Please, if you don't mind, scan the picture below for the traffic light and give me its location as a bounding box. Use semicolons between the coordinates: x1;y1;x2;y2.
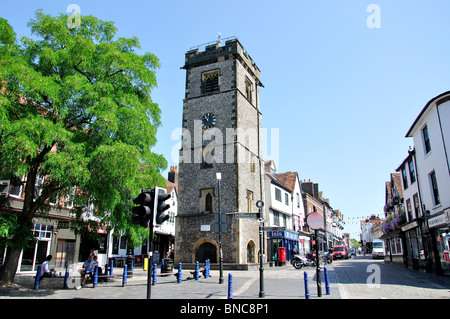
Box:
131;189;154;228
153;187;171;226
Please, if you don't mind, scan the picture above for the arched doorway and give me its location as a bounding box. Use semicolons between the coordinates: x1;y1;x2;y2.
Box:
247;240;256;263
197;242;217;263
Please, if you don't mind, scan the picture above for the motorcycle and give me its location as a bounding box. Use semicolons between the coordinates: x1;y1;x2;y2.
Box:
323;251;333;264
292;252;325;269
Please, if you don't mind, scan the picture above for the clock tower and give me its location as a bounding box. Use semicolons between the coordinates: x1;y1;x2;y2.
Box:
175;38;265;266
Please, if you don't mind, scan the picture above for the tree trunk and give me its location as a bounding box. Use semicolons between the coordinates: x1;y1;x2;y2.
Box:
0;249;21;286
0;170;38;286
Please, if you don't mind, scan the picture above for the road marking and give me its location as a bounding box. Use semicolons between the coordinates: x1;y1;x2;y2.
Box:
233;277;258;296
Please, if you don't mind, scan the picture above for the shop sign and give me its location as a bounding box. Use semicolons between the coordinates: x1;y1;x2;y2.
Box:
428;210;450;228
401;221;419;232
268;230;299;240
57;221;70;229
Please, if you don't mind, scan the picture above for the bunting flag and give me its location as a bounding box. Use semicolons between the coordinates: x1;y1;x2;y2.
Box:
341;214;384;225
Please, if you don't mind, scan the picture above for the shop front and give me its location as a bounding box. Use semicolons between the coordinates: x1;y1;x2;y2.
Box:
267;230;299;263
428;208;450;276
401;221;428;270
12;217;79;273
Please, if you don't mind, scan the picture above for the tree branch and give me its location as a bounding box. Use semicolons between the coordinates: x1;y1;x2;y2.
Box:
73;59;93;84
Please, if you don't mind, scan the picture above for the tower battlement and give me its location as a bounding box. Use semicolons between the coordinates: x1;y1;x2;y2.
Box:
183;38;261;82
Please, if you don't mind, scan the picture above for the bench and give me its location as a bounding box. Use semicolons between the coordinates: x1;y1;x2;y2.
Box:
157;273;172;277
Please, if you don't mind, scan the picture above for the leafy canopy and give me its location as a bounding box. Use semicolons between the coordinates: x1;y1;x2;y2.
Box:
0;10;167;247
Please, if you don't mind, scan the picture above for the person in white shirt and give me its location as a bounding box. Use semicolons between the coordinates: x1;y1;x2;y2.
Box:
40;255;55;280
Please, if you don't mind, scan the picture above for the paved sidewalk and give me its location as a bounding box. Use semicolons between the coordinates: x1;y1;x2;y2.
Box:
0;264;340;299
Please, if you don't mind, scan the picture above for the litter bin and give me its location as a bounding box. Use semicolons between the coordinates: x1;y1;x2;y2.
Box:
278;247;286;266
126;255;134;276
162;258;173;273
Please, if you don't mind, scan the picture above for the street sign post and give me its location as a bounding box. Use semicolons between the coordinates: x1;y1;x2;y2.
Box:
255;200;265;298
235;212;260;219
306;212;323;298
261;226;286;231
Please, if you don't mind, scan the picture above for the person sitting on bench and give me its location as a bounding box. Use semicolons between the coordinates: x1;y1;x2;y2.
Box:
79;254;96;286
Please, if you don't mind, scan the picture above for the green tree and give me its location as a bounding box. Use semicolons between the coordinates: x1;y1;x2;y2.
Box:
0;10;166;285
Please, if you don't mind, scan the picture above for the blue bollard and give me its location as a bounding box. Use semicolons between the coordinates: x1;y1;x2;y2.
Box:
161;258;165;272
93;266;98;288
195;261;199;280
324;267;331;295
205;259;210;278
304;271;310;299
63;265;69;289
34;266;41;290
177;263;182;283
152;263;157;285
228;273;233;299
122;264;127;287
110;259;114;276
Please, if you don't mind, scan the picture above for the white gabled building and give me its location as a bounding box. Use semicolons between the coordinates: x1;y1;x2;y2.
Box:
405;91;450;275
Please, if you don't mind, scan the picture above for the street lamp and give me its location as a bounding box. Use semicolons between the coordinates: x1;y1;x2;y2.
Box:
216;172;224;284
256;200;265;298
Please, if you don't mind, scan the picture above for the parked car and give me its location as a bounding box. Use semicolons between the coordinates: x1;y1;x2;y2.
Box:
372;239;385;259
332;245;349;260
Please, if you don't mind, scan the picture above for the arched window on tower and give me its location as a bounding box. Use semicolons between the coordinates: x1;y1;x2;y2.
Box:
205;193;213;212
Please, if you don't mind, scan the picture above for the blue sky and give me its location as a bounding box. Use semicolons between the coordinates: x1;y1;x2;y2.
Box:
2;1;450;238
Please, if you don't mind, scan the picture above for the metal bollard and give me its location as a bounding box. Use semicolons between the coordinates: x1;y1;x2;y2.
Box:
34;266;41;290
195;261;199;280
304;271;310;299
93;266;98;288
152;263;157;285
205;259;210;278
324;267;331;295
104;264;109;283
64;265;69;289
122;264;127;287
228;273;233;299
177;262;182;283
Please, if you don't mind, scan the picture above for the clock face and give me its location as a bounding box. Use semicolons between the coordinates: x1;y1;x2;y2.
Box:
202;112;217;129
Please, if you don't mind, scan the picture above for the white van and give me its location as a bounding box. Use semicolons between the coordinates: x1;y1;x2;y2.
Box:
372;239;385;259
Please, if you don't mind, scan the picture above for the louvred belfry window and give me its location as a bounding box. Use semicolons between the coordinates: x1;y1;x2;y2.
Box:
202;70;219;93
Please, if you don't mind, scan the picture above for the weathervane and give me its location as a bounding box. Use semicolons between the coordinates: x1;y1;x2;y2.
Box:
217;32;222;46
